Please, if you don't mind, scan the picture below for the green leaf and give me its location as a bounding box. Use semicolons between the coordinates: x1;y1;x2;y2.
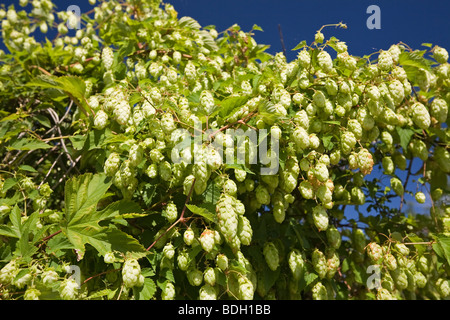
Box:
8;138;51;151
61;173;147;259
435;234;450;266
133;278;156;300
178;16;201;30
0;225;18;238
64;173;112;225
292;40;307;51
2;178;18;193
186;204;216;223
395;127;414;151
252;24;263;32
27;75;88;116
18;165;38;173
218;95;250;119
69;135;87;150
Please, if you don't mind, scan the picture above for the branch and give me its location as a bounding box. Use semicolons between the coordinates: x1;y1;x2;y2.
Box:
146;178;196;251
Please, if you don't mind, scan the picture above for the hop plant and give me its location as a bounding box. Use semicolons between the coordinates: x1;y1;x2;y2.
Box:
341;131;356;154
216;254;229;271
312;248;327;279
263;242;279;271
122;258;144;288
411;102;431;129
162;282;176;300
24;288;41;300
163;201;178;223
433;46;449;64
326;226;341;249
430;98;448;123
415;192;426;204
288;249;305;280
59;278;79;300
102;47;114;70
312;205;329;231
93;110;108;130
238;276;254;300
199;284;217;300
187;268;203;286
390;177;404;196
317;50;333;73
378;50;394;71
311;281;328;300
199;229;216;253
367;242;383;263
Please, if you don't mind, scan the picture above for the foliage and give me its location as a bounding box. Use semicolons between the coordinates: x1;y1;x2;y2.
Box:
0;0;449;300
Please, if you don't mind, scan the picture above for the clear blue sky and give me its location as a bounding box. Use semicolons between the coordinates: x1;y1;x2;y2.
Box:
2;0;444;218
2;0;450;60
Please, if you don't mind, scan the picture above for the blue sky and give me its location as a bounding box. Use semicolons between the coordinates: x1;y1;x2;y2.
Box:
2;0;450;60
2;0;445;218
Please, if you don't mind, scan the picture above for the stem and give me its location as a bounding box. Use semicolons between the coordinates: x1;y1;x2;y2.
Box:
399;158;413;212
146;179;196;251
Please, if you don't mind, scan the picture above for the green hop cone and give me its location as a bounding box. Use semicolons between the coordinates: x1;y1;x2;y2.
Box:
24;288;41;300
263;242;279;271
187;268;203;286
394;243;410;256
377;288;395;300
312;205;329;231
163;201;178;223
288;249;305;280
326;226;341;249
390;177;404;196
199;284;217;300
436;278;450;298
237;216;253;246
59;278;79;300
382;156;395;175
299;180;314;199
391;268;408;290
411;102;431;129
238;276;254;300
434;146;450;173
203;267;216;286
122;258;144;288
199;229;216;253
326;248;340;279
162;282;176;300
216;254;229;271
311;281;328;300
353;228;366;253
367;242;383;264
415;192;426;204
433;46;449;64
312;248;327;279
430;98;448;123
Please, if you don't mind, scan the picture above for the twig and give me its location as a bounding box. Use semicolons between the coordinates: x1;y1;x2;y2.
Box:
146;179;196;251
399;158;413;212
278;24;286;56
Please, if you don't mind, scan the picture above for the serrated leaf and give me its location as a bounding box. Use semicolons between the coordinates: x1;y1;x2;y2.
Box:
8;138;51;151
186;204;216;223
218;95;250;119
61;173;147;259
27;75;88;116
292;40;307;51
133;278;156;300
178;16;201;30
2;178;18;193
435;234;450;266
395;127;414;151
